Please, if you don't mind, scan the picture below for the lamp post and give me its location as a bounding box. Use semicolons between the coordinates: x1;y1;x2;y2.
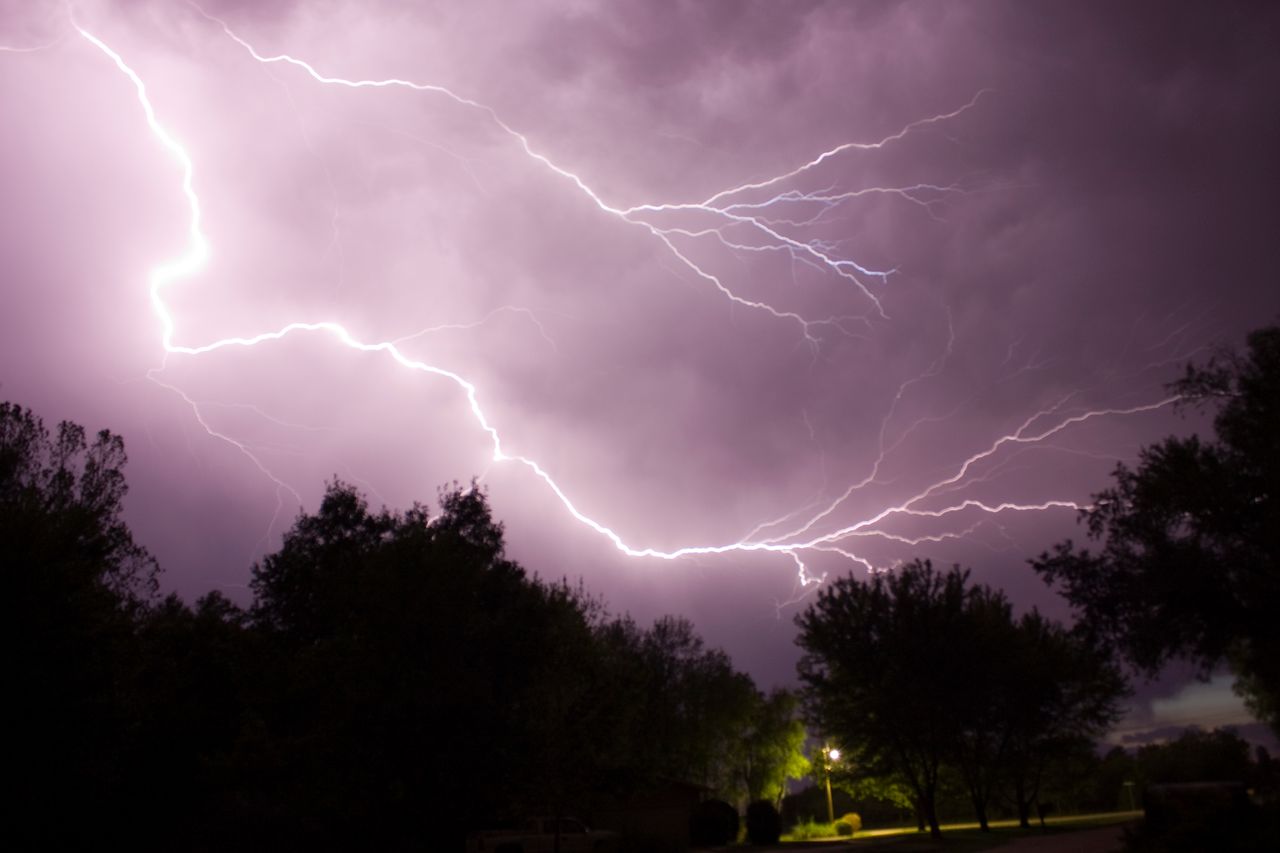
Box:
823;746;841;823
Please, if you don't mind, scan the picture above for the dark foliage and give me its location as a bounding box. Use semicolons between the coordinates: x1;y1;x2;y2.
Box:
243;479;574;846
1123;796;1280;853
745;799;781;845
2;402;159;847
1137;728;1253;786
1033;325;1280;732
689;799;739;847
998;612;1127;827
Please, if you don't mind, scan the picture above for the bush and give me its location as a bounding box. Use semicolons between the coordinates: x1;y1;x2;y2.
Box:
746;800;782;846
690;799;739;847
837;812;862;834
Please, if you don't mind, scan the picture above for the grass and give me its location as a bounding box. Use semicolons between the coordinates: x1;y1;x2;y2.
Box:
779;810;1141;850
784;819;842;841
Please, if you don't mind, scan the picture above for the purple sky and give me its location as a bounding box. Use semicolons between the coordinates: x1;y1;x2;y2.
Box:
4;0;1279;746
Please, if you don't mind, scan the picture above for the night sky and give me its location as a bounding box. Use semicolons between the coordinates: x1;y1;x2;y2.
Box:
4;0;1279;746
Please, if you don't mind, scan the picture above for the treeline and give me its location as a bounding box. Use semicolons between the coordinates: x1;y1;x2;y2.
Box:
2;401;806;850
784;727;1278;830
1100;728;1278;806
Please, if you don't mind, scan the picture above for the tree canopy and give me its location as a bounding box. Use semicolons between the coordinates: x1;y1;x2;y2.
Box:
1;399;157;604
1033;324;1280;731
734;688;811;807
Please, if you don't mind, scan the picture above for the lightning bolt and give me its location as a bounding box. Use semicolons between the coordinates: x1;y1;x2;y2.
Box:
59;7;1182;599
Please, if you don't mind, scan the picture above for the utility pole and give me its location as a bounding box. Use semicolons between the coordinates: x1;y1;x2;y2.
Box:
823;745;841;823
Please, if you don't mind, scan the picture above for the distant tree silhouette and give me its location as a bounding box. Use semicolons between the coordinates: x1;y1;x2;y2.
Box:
1034;324;1280;734
1136;727;1253;787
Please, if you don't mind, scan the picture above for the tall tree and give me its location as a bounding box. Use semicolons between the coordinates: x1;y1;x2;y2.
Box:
2;401;159;846
1033;325;1280;732
999;612;1126;827
634;614;758;794
246;479;594;846
946;585;1022;831
795;560;979;837
735;688;811;807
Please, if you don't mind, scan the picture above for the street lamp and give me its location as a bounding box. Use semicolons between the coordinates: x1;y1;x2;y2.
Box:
823;746;841;823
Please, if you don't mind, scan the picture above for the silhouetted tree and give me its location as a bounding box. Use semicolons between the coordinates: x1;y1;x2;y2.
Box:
946;584;1023;831
1034;325;1280;733
999;612;1126;827
591;613;760;797
246;479;596;846
2;401;159;846
1136;727;1254;786
796;560;978;837
1089;746;1141;812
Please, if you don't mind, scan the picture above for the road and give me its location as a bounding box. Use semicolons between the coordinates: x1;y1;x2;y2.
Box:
998;824;1126;853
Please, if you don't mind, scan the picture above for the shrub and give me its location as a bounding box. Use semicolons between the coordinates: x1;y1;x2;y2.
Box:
746;800;782;845
690;799;739;847
837;812;862;834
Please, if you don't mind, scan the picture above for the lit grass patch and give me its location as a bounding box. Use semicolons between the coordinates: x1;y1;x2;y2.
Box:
783;819;839;841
